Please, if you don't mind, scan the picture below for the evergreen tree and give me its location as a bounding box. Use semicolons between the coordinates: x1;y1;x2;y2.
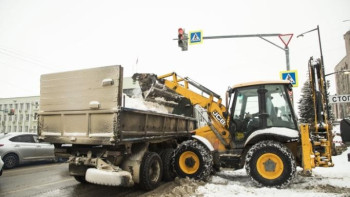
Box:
298;80;314;124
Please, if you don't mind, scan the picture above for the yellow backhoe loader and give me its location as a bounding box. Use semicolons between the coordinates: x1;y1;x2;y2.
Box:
133;56;334;188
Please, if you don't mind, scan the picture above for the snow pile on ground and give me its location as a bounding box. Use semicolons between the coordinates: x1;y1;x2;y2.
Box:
196;147;350;197
143;177;205;197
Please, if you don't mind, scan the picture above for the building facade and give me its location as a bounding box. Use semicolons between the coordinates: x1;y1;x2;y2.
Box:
0;96;39;133
333;31;350;119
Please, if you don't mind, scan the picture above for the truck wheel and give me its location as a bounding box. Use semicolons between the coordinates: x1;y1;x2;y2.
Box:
245;140;296;188
174;140;213;181
3;153;19;169
160;149;176;181
74;175;88;183
139;152;163;190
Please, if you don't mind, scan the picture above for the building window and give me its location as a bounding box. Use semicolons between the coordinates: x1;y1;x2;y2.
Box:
26;103;30;110
25;126;28;132
14;126;17;132
15;103;18;109
20;103;23;110
20;114;23;121
0;104;2;110
19;126;22;132
26;114;29;121
4;115;7;121
9;115;12;121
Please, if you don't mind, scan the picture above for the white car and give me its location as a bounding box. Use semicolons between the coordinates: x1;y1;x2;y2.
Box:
0;156;4;176
0;133;56;169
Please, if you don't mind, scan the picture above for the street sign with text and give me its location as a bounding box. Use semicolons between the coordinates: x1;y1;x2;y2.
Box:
329;94;350;103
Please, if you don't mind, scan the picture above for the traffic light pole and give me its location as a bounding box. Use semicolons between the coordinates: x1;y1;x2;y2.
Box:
202;33;290;71
175;33;291;71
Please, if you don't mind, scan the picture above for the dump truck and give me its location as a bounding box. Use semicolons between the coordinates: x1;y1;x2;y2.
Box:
38;65;197;190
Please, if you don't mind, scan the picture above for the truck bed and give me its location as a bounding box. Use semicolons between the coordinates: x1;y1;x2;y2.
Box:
38;65;196;146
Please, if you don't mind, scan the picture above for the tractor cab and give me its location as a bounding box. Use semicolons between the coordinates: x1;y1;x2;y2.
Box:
227;81;299;148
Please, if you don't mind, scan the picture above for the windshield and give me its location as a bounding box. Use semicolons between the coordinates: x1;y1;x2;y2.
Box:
265;85;296;129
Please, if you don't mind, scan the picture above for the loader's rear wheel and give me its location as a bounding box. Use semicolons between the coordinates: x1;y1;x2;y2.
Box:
139;152;163;191
174;140;213;181
245;140;296;188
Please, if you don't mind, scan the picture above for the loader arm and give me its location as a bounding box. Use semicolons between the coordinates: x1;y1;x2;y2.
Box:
300;57;334;174
158;72;232;150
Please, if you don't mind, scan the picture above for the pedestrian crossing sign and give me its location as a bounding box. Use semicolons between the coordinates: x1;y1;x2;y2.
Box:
189;30;203;45
280;70;298;87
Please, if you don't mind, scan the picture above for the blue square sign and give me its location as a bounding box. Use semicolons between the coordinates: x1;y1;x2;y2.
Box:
189;31;203;45
280;70;298;87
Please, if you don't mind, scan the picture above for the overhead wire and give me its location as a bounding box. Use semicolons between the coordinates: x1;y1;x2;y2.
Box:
0;45;58;71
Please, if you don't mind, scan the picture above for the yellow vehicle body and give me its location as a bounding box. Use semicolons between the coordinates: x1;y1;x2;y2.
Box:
157;57;334;184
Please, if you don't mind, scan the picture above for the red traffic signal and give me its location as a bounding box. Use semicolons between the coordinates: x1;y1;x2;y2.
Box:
178;28;188;51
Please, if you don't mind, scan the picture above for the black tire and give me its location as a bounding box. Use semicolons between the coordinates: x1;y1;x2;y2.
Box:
245;140;296;188
173;140;213;181
160;148;176;181
332;143;338;156
3;153;19;169
74;175;88;183
139;152;163;191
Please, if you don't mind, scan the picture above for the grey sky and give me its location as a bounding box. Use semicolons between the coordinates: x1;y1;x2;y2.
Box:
0;0;349;106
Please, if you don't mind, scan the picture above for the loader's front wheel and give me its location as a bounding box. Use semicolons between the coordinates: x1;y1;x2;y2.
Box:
245;140;296;188
174;140;213;181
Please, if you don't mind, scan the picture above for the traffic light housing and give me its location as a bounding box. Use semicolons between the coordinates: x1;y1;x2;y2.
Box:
178;28;188;51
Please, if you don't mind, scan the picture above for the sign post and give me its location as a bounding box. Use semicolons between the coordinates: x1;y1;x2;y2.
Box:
278;34;293;71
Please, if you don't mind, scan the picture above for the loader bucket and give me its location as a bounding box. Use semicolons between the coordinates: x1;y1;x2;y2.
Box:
132;73;193;116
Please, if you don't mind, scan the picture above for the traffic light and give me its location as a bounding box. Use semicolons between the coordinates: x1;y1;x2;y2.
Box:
178;28;188;51
8;109;15;115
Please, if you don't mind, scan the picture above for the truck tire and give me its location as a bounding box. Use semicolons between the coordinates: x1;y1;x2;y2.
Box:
74;175;88;184
139;152;163;190
160;148;176;181
3;153;19;169
245;140;296;188
173;140;213;181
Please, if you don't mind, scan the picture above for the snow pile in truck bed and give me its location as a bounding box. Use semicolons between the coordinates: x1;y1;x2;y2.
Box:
123;94;169;114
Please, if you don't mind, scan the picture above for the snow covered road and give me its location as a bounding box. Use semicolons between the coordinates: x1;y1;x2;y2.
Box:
197;147;350;197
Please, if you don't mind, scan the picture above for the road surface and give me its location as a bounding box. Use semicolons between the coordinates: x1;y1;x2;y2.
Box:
0;162;146;197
